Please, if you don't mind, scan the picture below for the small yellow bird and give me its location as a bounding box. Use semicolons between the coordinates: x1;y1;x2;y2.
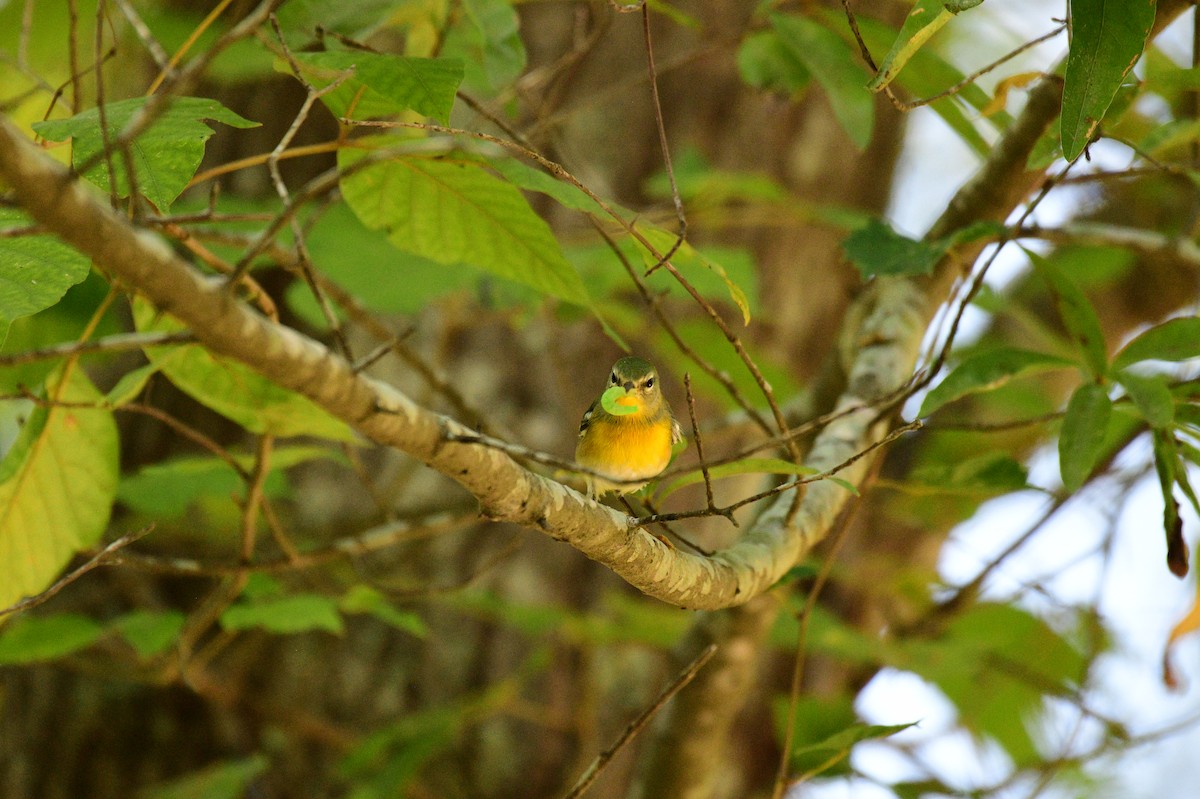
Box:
576;356;683;498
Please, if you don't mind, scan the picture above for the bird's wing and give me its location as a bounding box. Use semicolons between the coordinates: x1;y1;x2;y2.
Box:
579;399;600;437
670;416;683;445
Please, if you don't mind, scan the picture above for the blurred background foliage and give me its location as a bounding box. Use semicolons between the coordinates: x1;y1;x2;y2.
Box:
2;1;1200;797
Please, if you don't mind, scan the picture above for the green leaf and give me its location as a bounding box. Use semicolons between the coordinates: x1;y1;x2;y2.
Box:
105;361;160;406
340;147;591;307
291;202;475;321
1060;0;1155;160
635;224;753;323
1026;249;1108;378
838;10;998;155
221;593;345;635
1152;430;1190;578
865;0;955;92
907;451;1030;495
118;446;333;519
33;97;259;211
1117;370;1174;428
112;609;187;658
0;613;104;664
920;348;1075;416
737;30;811;94
1059;383;1113;491
788;721;917;767
139;755;269;799
340;585;428;637
770;13;874;150
843;218;944;278
132;300;358;441
0;369;118;609
0;211;92;328
772;695;912;778
1113;317;1200;369
273;0;403;42
900;603;1085;764
486;157;607;215
440;0;526;96
289;52;463;123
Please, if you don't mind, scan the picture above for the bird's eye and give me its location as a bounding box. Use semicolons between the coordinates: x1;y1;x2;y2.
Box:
610;372;619;385
644;377;655;389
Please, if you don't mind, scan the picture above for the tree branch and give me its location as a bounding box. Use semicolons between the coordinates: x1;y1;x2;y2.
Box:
0;114;923;610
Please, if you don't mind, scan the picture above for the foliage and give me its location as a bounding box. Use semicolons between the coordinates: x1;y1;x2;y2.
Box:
1;1;1198;798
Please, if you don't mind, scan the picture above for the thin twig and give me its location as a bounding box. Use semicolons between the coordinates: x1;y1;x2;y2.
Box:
562;643;718;799
262;13;355;360
683;374;716;512
636;420;920;526
773;454;883;797
0;330;192;366
639;2;686;275
113;512;475;576
0;526;156;618
591;219;774;436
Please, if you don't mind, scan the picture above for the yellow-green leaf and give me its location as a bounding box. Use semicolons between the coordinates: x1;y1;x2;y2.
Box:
0;368;118;609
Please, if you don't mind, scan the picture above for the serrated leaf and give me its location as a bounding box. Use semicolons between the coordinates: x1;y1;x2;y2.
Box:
0;613;105;664
1059;382;1112;491
844;218;945;278
112;609;186;658
920;348;1075;416
1061;0;1155;160
1113;317;1200;369
340;148;590;307
139;755;269;799
770;13;874;150
340;585;428;637
656;458;818;501
33;97;258;211
865;0;955;92
132;300;358;442
289;51;463;123
0;212;92;327
0;369;118;609
220;593;344;635
1117;370;1174;428
1026;249;1108;378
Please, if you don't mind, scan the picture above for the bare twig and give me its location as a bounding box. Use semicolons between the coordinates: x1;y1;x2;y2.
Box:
683;374;716;513
0;526;156;618
0;330;192;366
638;2;686;275
562;643;718;799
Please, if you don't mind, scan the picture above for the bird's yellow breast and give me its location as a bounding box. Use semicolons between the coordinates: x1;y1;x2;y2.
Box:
576;414;674;481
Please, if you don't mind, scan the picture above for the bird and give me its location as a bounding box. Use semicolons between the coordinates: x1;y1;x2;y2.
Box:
575;356;683;498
